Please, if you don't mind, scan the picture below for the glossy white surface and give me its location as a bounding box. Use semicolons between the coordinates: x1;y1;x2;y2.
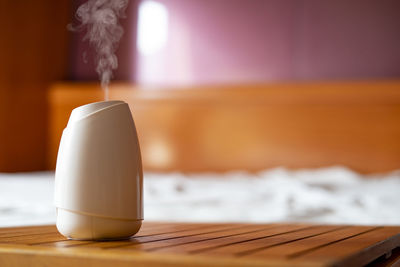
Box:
54;101;143;239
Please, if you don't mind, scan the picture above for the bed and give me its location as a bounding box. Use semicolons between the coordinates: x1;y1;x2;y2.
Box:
1;167;400;228
1;80;400;227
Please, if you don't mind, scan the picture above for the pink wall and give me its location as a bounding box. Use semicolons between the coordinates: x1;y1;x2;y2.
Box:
294;1;400;80
70;0;400;85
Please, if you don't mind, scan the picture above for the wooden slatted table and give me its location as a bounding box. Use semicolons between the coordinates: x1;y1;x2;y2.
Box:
0;222;399;266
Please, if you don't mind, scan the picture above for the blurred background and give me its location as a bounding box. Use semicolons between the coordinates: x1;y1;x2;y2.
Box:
0;0;400;226
1;0;400;172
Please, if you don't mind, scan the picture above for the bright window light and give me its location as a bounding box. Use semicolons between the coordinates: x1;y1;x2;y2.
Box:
137;1;169;55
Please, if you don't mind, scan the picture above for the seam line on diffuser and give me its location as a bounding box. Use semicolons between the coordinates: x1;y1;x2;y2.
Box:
56;207;143;221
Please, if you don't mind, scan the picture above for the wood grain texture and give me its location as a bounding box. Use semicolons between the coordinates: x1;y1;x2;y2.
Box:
0;223;399;267
48;80;400;173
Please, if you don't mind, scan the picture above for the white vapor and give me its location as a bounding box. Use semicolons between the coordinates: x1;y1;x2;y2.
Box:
69;0;129;100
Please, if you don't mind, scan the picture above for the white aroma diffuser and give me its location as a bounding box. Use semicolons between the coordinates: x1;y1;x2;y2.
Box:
54;100;143;240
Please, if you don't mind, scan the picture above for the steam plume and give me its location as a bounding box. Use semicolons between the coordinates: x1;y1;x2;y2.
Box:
69;0;129;100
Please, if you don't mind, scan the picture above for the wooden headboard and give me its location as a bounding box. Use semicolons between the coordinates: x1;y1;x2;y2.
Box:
48;80;400;173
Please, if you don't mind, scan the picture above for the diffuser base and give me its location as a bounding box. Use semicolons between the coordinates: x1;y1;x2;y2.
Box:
56;208;142;240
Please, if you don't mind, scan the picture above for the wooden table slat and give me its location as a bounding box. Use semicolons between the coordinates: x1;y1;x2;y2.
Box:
69;224;248;249
153;224;311;254
294;226;400;267
119;224;281;251
0;222;398;267
250;225;375;259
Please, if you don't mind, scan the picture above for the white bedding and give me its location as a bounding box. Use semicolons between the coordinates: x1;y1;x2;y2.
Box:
0;167;399;227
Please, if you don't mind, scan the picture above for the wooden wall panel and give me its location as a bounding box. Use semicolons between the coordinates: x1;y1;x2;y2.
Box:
0;1;71;171
48;80;400;174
